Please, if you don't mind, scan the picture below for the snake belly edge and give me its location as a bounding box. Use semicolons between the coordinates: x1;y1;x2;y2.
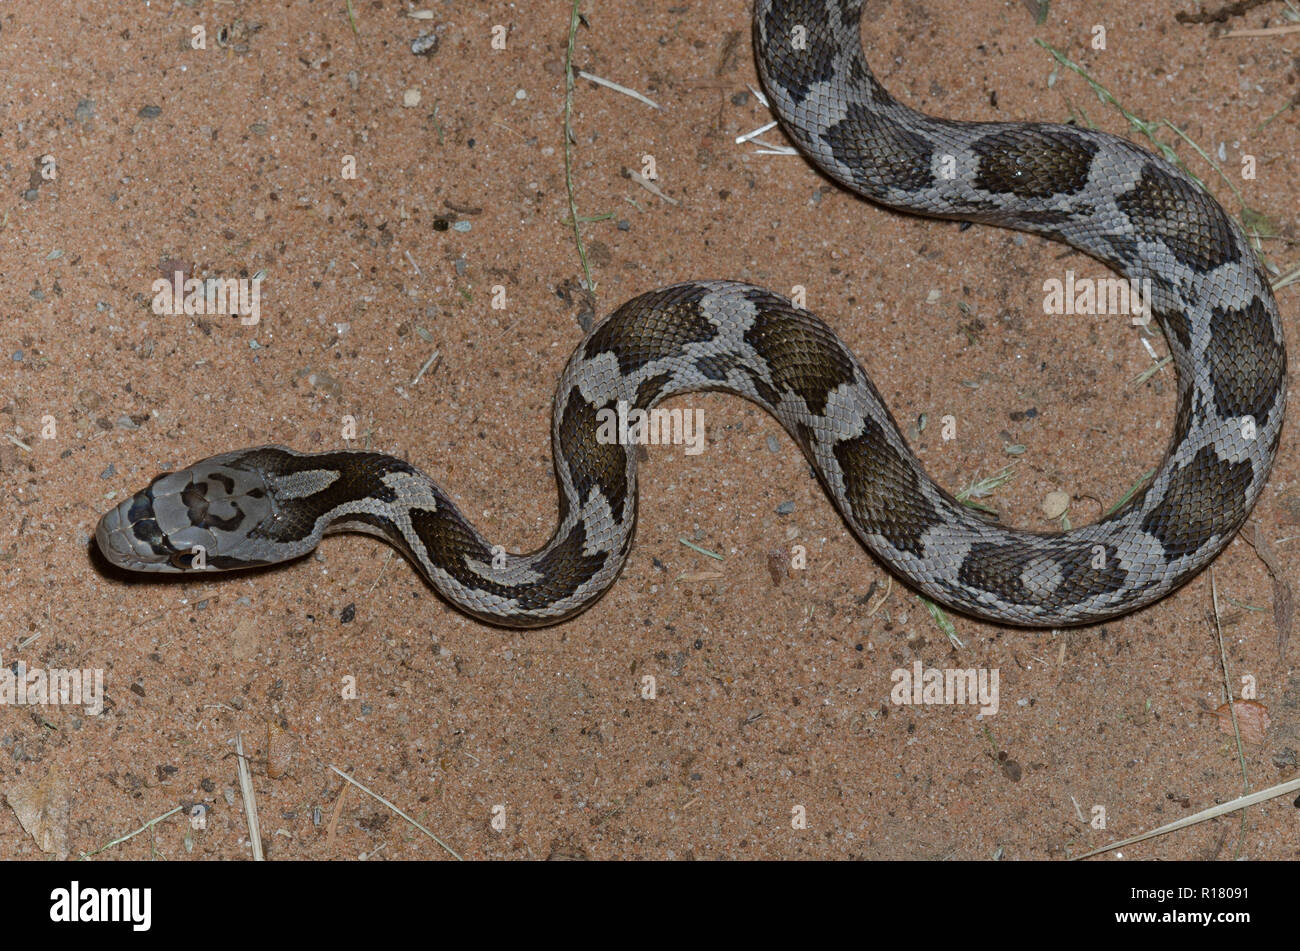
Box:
95;0;1286;628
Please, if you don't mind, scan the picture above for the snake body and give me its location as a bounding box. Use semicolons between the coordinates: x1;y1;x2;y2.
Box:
96;0;1286;627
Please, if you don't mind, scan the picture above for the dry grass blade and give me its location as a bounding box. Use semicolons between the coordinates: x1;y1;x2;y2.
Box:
920;595;965;649
1072;776;1300;859
1244;525;1294;656
1103;469;1155;517
678;537;723;560
563;0;596;289
329;765;463;860
955;463;1017;515
1273;261;1300;290
78;806;184;860
576;69;660;109
235;732;264;861
628;169;681;205
1221;24;1300;37
1210;569;1253;858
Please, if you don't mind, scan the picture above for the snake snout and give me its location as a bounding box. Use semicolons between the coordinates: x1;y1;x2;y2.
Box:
96;459;279;572
95;481;193;571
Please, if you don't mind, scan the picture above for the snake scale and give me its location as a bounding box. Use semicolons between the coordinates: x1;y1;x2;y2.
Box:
97;0;1286;628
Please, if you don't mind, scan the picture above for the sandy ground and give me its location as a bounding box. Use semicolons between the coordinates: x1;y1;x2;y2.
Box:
1;0;1298;860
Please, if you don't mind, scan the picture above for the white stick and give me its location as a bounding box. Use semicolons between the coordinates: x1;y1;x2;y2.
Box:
735;120;779;145
576;70;660;109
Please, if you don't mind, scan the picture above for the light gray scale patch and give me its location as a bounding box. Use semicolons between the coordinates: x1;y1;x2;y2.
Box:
271;468;341;501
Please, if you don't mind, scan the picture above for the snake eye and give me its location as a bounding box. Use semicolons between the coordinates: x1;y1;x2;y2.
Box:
169;550;194;570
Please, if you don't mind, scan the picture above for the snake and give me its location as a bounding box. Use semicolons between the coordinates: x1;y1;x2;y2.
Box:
96;0;1286;628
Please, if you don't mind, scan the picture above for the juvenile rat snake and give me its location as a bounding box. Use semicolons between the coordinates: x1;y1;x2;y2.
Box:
97;0;1286;627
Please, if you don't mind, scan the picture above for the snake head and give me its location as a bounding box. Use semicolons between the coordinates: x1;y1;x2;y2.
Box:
95;451;280;572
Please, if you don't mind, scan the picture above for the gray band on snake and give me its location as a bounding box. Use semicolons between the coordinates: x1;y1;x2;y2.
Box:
96;0;1286;628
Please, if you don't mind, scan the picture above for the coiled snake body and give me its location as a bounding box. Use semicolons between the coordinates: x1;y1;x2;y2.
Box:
97;0;1286;627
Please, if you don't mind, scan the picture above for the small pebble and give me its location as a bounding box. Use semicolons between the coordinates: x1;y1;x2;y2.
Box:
11;351;22;362
1042;490;1070;519
403;88;422;107
776;500;795;515
411;33;439;56
766;435;780;454
451;220;472;232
